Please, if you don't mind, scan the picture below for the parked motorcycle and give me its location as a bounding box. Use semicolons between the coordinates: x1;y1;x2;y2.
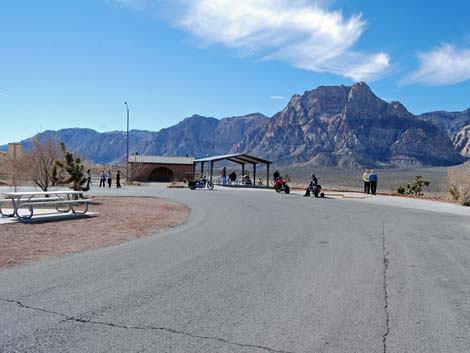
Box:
188;176;214;190
274;177;290;194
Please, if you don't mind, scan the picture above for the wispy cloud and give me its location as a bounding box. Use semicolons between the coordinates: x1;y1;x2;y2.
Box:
403;44;470;85
270;95;285;100
116;0;391;82
174;0;391;82
0;92;8;97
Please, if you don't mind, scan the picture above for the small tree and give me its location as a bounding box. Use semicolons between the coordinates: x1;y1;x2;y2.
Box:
27;137;60;192
55;142;88;191
397;176;430;195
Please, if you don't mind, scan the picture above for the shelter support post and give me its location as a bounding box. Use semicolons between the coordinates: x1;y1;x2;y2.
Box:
192;163;196;181
253;164;256;187
242;164;245;177
200;162;204;177
266;163;270;188
210;161;214;183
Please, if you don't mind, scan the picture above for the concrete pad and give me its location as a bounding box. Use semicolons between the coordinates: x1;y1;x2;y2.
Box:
0;209;99;225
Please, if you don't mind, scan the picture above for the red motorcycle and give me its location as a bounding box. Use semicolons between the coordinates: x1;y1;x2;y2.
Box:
274;177;290;194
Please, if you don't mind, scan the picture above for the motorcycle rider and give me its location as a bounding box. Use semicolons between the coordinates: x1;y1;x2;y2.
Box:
303;173;318;197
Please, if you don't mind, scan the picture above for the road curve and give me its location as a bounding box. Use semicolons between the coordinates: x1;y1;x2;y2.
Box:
1;185;470;353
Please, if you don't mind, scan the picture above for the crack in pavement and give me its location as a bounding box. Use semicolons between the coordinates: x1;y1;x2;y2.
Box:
382;222;390;353
0;297;295;353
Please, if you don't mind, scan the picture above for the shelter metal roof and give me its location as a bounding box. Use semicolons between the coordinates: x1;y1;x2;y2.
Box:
128;155;194;165
193;153;272;165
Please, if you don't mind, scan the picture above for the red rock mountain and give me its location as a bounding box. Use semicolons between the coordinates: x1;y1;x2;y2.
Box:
8;83;466;168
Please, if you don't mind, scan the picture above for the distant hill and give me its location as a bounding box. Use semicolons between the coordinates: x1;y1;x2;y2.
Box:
3;83;467;168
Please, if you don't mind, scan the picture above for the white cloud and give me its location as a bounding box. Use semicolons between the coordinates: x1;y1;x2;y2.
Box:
156;0;391;81
270;95;285;100
403;44;470;85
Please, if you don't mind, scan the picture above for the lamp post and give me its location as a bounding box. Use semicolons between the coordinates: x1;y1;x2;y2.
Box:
124;101;129;184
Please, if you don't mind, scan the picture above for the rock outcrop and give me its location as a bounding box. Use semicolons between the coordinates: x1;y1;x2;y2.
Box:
4;83;466;168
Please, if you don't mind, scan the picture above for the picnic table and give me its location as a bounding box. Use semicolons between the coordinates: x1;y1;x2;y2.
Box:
0;190;91;220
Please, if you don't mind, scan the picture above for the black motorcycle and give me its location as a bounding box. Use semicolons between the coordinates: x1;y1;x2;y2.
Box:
307;182;325;198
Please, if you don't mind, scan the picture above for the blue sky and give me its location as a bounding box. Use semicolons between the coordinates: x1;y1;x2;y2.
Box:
1;0;470;145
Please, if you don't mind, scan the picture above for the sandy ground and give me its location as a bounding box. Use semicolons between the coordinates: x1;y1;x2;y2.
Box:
0;197;189;267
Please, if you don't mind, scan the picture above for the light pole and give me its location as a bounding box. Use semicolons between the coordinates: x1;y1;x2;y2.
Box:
124;101;129;184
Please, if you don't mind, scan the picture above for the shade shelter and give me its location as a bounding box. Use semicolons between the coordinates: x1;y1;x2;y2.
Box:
193;153;272;188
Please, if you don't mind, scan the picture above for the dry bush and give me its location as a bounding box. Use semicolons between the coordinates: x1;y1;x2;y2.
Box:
0;154;30;189
27;137;61;191
447;166;470;206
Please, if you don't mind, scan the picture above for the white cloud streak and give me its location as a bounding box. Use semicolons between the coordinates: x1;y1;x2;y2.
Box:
270;95;285;100
403;44;470;85
172;0;391;81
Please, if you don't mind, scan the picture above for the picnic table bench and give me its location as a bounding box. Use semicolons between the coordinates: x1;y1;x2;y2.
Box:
0;190;91;220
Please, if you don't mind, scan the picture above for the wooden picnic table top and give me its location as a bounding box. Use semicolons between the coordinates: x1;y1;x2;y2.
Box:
3;190;85;197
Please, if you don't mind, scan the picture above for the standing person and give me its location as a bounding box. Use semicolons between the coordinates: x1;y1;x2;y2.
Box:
99;170;106;188
86;169;92;189
221;167;227;186
107;170;112;188
369;170;378;195
273;170;280;180
362;169;370;194
116;171;121;188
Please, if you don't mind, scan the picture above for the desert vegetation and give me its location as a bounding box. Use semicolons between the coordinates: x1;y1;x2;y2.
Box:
448;165;470;206
397;176;431;195
0;140;122;191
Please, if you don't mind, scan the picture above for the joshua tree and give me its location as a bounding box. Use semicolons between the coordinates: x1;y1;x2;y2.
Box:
397;176;430;195
55;142;88;191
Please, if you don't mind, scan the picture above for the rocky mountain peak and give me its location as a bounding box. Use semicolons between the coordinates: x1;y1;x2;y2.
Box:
347;81;379;102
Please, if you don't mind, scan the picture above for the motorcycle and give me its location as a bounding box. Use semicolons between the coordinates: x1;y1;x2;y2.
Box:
274;177;290;194
188;176;214;190
307;180;325;198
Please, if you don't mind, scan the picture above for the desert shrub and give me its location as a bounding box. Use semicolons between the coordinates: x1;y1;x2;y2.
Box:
397;186;406;194
448;167;470;206
396;176;430;195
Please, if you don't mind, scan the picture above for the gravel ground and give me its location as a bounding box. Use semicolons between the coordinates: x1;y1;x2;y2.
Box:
0;196;189;267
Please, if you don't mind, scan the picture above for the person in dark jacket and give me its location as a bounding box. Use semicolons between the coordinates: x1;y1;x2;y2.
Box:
369;170;378;195
86;169;92;189
116;171;121;188
229;171;237;185
107;170;112;188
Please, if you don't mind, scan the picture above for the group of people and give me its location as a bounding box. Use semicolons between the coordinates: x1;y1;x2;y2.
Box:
85;169;122;189
362;169;378;195
220;167;251;186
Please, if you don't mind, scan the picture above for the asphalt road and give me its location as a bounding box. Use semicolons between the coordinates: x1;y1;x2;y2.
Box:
1;185;470;353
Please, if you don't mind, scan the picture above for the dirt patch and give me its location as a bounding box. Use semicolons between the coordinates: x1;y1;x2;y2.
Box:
0;197;189;267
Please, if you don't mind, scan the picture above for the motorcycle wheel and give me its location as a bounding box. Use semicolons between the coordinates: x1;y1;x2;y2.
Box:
284;186;290;194
275;188;281;193
189;186;196;190
207;182;214;190
320;192;325;198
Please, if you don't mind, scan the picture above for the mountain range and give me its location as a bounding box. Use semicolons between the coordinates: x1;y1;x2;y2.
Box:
3;82;469;168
